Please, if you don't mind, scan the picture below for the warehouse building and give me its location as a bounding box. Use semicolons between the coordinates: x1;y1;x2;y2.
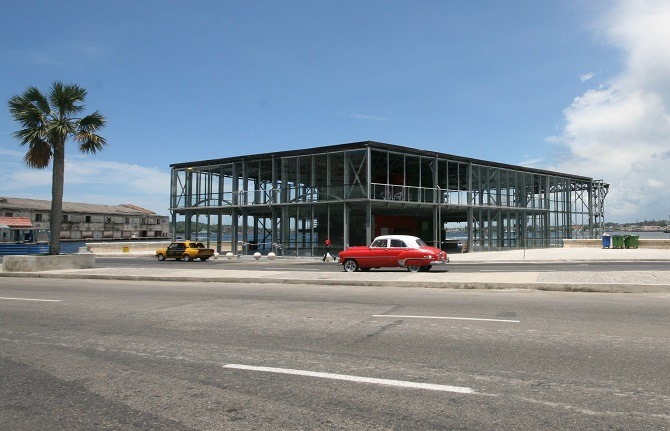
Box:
169;141;608;256
0;197;170;242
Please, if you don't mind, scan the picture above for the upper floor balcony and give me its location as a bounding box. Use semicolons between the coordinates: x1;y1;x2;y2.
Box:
171;182;553;210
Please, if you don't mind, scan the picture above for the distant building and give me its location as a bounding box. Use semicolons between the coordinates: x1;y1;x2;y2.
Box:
0;197;170;241
0;216;40;243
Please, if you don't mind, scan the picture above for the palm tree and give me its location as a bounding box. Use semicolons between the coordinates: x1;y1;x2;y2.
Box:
8;82;107;255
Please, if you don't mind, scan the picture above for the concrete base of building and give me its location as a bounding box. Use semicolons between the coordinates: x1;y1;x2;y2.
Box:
2;254;95;272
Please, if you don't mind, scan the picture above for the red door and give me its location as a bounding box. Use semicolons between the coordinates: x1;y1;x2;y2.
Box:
384;238;410;267
365;238;391;267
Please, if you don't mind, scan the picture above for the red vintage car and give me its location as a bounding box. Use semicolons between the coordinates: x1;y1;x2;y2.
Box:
338;235;449;272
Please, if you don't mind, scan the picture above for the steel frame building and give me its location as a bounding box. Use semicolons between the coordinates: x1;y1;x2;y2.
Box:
169;141;608;256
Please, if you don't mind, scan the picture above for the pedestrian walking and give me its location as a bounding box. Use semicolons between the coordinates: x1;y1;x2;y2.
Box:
322;237;333;261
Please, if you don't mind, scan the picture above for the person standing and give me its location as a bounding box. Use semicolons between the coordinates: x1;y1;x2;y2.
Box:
322;237;333;261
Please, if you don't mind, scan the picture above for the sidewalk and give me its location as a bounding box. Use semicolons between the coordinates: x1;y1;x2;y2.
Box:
2;247;670;293
449;246;670;263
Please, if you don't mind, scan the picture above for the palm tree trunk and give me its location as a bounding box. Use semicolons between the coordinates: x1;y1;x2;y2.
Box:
49;142;65;255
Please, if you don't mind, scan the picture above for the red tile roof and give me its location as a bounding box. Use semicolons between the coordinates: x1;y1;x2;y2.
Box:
0;217;33;228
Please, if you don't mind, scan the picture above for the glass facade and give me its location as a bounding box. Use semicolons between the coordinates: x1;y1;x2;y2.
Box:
170;141;608;256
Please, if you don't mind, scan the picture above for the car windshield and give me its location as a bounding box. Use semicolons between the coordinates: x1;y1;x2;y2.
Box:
415;238;427;246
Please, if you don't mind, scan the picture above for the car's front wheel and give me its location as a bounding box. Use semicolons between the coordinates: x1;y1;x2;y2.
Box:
156;253;165;261
343;259;359;272
183;254;193;262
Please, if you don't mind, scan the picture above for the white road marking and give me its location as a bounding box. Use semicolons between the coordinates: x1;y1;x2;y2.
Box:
478;269;554;272
0;297;62;302
223;363;474;394
374;314;520;323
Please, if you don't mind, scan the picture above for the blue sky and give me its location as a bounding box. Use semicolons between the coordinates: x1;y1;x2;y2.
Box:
1;0;669;222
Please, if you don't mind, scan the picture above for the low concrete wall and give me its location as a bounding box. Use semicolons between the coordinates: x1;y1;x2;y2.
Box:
86;241;240;254
86;241;171;254
563;239;603;248
563;238;670;249
2;254;96;272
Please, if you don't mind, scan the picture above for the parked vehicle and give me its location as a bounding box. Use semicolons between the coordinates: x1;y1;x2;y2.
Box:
338;235;448;272
155;241;215;261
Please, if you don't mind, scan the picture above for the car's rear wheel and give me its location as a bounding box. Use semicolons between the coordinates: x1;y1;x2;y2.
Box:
157;253;165;261
343;259;359;272
407;264;421;272
183;254;193;262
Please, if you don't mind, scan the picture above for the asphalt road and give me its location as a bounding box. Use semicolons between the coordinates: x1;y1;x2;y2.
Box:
1;278;668;430
94;256;670;273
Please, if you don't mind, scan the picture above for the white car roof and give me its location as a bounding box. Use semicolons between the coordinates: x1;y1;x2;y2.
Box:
372;235;423;246
373;235;420;241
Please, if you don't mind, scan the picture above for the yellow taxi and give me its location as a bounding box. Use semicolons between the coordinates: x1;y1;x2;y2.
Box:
155;241;215;262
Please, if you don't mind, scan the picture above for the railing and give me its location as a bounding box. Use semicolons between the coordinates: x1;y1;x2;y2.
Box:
371;183;465;205
175;184;551;208
0;243;50;255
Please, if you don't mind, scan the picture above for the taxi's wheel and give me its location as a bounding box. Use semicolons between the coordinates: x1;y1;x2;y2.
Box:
343;259;359;272
157;253;165;261
407;264;421;272
183;254;193;262
200;257;209;261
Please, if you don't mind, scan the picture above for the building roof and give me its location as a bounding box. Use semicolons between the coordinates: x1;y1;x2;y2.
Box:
0;197;161;216
118;203;157;214
0;216;32;228
170;140;595;182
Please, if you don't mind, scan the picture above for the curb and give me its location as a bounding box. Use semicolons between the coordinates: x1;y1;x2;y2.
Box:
2;271;669;294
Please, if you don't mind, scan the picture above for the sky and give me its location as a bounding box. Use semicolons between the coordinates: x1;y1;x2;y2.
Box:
1;0;669;223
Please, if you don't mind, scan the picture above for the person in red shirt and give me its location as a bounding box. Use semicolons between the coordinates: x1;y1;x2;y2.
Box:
322;237;333;261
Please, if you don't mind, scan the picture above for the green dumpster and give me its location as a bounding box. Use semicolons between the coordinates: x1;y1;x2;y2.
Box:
611;235;625;249
624;235;639;249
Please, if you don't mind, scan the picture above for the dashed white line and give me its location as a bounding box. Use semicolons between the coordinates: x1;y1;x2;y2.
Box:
479;269;554;272
373;314;520;323
0;297;62;302
223;363;474;394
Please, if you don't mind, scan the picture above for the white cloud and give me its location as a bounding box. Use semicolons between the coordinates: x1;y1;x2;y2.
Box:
0;146;171;215
549;0;670;222
578;72;597;82
517;156;546;168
